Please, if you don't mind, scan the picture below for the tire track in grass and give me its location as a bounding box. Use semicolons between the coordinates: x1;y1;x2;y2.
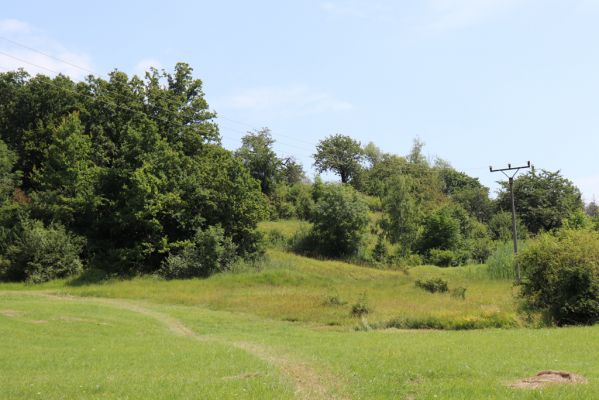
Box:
1;291;346;400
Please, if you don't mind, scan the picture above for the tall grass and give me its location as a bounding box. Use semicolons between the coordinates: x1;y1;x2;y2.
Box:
486;241;527;280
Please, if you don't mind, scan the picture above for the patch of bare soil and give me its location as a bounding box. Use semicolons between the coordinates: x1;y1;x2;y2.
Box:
510;371;588;389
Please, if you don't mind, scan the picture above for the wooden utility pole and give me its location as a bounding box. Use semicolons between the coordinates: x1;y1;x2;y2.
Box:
490;161;532;283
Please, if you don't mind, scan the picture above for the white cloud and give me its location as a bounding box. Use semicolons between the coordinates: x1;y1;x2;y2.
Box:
220;85;352;118
0;19;94;80
422;0;520;30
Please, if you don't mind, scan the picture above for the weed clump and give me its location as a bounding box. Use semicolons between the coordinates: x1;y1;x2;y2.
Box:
351;293;370;317
415;278;448;293
450;287;467;300
322;293;347;306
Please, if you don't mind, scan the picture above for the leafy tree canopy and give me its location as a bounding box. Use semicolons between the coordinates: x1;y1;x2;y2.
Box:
496;169;583;234
313;134;364;184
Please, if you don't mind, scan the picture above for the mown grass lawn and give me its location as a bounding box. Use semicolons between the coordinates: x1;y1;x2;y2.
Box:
1;291;599;399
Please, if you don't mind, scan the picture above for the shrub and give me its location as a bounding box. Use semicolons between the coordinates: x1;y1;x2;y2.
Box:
309;184;369;257
294;187;315;220
467;237;495;264
396;252;423;268
518;229;599;326
1;219;85;283
427;248;468;267
159;225;238;279
418;205;461;254
415;278;449;293
263;228;287;249
372;234;389;264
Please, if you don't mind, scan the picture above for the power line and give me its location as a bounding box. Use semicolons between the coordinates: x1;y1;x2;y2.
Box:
0;36;96;75
0;38;318;148
0;54;495;175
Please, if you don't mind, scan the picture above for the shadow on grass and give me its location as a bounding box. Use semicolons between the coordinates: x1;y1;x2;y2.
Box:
66;268;124;287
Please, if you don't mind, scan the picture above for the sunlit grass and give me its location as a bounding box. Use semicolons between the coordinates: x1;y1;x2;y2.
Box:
2;249;518;329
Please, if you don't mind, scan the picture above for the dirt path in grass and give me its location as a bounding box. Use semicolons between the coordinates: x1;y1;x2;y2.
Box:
1;291;345;400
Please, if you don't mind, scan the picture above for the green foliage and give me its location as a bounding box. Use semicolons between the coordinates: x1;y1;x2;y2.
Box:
418;205;461;253
313;134;364;184
466;236;495;264
350;292;370;317
268;183;314;221
486;241;518;280
159;226;238;279
0;138;19;202
415;278;449;293
29;112;101;226
235;128;281;195
0;66;268;276
450;286;467;300
372;234;389;264
438;167;492;222
292;184;315;220
518;229;599;326
1;219;84;283
280;156;307;185
496;169;584;234
488;211;528;241
374;312;519;330
380;175;420;256
427;248;468;267
309;184;369;257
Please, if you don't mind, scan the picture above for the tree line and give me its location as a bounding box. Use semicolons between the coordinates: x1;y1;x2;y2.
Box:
0;64;590;283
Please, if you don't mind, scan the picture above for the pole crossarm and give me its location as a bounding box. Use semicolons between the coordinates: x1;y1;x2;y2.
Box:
489;161;531;174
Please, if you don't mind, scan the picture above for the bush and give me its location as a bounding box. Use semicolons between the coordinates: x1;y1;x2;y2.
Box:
415;278;449;293
518;229;599;326
159;225;238;279
427;248;468;267
396;252;423;268
372;234;389;264
1;219;84;283
263;228;288;249
309;184;369;257
418;205;461;254
467;237;495;264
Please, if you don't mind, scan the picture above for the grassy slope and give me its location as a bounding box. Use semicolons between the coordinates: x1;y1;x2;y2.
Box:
9;249;517;328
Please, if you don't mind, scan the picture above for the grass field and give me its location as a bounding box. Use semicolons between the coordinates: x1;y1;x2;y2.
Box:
7;249;518;329
1;236;598;399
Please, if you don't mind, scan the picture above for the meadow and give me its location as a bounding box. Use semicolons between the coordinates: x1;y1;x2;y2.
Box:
1;221;597;399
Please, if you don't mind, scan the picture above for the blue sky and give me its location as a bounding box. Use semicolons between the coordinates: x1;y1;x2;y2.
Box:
2;0;599;200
